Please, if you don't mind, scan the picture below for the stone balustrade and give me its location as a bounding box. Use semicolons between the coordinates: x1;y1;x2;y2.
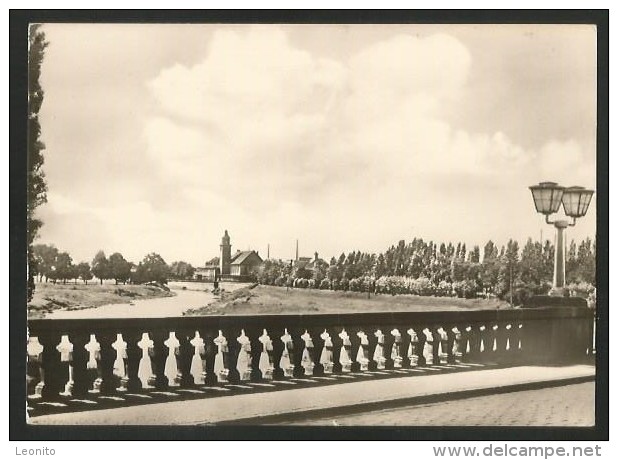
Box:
26;307;594;403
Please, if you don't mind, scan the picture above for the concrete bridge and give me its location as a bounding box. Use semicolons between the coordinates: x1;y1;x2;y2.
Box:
26;306;595;425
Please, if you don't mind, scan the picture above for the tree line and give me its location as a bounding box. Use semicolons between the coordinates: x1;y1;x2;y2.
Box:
32;235;595;305
255;237;596;304
31;245;196;286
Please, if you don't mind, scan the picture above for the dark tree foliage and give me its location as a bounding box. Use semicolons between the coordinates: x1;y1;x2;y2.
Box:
27;25;49;301
109;252;132;284
251;233;594;305
133;253;170;284
92;250;110;285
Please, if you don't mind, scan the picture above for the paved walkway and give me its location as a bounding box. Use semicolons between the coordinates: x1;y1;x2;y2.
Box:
277;382;594;426
29;365;594;426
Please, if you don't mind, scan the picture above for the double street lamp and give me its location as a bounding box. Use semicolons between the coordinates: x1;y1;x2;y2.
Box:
529;182;594;296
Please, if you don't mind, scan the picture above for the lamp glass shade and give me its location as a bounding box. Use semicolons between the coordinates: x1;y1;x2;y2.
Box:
529;182;564;215
562;186;594;218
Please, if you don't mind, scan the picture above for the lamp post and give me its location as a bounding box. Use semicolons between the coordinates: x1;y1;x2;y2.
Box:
529;182;594;296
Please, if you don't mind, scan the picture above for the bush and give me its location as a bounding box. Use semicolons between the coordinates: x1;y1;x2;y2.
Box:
566;281;595;298
319;279;331;290
436;280;452;297
410;277;434;296
452;280;478;299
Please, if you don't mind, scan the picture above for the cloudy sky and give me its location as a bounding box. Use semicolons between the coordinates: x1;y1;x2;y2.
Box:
36;24;597;266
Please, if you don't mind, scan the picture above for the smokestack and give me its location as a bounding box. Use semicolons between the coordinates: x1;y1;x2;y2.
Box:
295;239;299;262
267;244;270;259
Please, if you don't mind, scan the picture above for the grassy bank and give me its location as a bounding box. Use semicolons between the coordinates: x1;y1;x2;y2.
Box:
183;284;509;316
28;282;175;319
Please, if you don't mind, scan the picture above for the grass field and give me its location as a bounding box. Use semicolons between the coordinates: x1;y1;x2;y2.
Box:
28;282;174;319
183;284;509;316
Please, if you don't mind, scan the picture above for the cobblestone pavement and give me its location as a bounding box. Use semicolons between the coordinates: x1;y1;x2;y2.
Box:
278;382;595;426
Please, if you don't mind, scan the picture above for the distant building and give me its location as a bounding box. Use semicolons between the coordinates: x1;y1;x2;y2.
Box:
193;265;219;282
229;250;263;277
195;230;263;281
294;252;326;276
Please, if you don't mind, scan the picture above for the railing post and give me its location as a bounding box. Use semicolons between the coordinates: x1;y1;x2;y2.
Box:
163;332;181;387
451;327;463;363
213;330;230;383
112;334;129;392
258;329;275;380
373;329;386;369
279;328;295;377
422;328;434;366
56;335;74;397
236;329;252;381
407;328;419;367
26;337;45;399
69;332;90;397
436;327;448;364
137;333;156;389
356;331;370;371
300;330;315;376
149;330;168;390
338;329;352;372
124;330;143;393
176;328;195;388
390;329;403;368
189;331;207;385
319;330;334;374
84;334;103;394
98;332;118;394
38;331;64;399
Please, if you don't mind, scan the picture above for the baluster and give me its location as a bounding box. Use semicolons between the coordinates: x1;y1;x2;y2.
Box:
56;335;74;397
176;329;194;388
213;330;230;383
111;334;128;392
516;323;523;361
258;329;274;380
84;334;102;393
279;328;295;377
373;329;386;369
163;332;181;387
390;329;403;368
437;327;448;364
338;329;352;372
491;324;499;353
123;330;142;393
464;326;473;360
479;325;486;354
300;330;315;376
27;337;44;399
69;332;90;397
319;330;334;374
39;331;63;399
189;331;207;385
236;330;252;381
407;328;419;367
451;327;463;363
356;331;370;371
137;333;156;389
98;332;117;394
422;328;434;365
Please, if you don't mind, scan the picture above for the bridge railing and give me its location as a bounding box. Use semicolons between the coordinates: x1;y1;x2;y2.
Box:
26;307;594;402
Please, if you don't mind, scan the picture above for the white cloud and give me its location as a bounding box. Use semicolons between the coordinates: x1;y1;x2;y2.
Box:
140;26;596;259
37;25;596;263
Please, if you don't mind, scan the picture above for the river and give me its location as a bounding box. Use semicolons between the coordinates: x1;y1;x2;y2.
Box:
45;281;248;319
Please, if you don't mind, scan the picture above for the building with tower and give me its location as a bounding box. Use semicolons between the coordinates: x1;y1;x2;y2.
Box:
219;230;232;276
194;230;263;282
